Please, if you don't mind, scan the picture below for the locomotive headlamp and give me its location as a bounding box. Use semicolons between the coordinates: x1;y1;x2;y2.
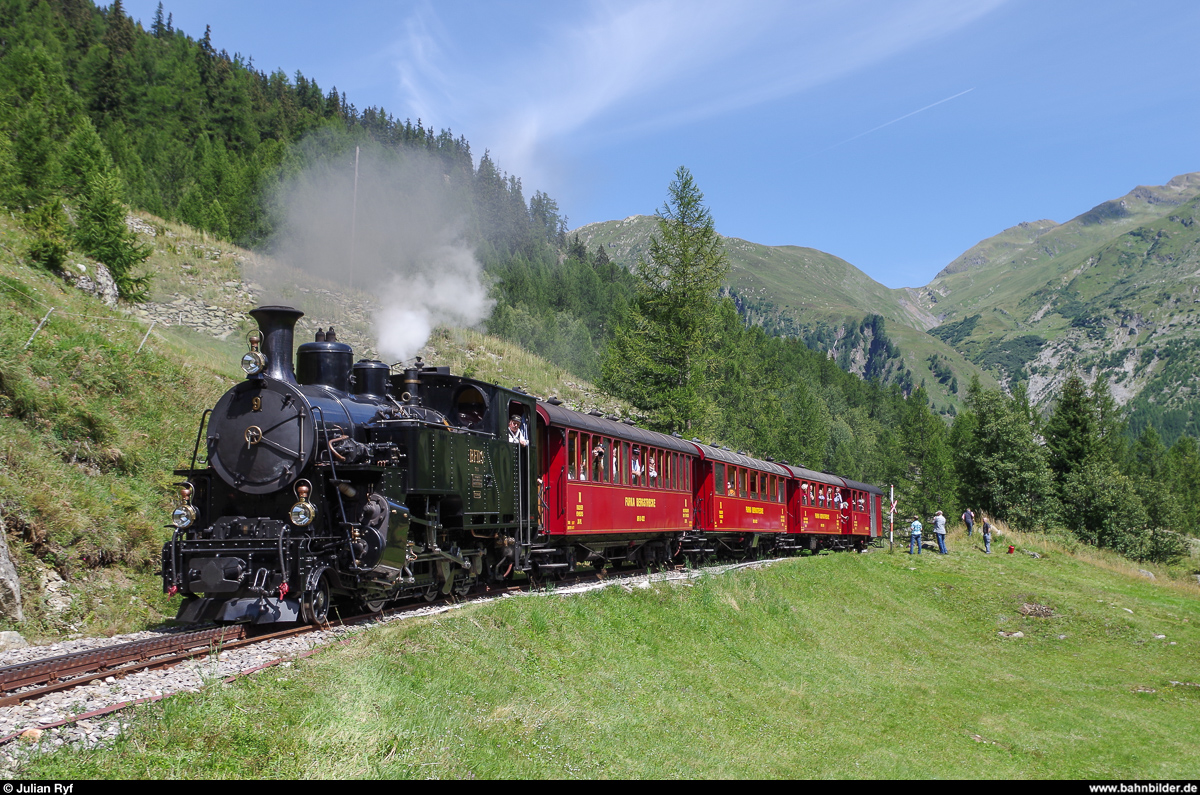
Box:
290;480;316;527
172;482;199;529
241;332;267;377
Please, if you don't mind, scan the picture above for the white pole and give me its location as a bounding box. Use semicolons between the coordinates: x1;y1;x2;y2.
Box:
23;308;53;349
136;319;157;354
889;484;895;552
349;145;359;290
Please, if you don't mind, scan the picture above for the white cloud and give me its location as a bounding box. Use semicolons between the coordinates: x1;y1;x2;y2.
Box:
390;0;1006;185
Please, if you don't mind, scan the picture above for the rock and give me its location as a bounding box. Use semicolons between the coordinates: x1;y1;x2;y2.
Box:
998;631;1024;638
0;632;27;651
1139;569;1155;580
61;261;118;307
19;729;42;742
1154;634;1166;639
0;512;22;622
124;215;157;236
40;568;71;614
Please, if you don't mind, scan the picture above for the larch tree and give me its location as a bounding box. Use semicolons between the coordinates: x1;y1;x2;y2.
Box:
602;166;729;432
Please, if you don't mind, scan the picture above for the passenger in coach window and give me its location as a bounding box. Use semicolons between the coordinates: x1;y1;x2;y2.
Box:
631;447;643;484
648;455;658;485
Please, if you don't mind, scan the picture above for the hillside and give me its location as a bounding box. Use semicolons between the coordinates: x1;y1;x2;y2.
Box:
572;216;995;414
917;173;1200;441
21;527;1200;778
575;172;1200;436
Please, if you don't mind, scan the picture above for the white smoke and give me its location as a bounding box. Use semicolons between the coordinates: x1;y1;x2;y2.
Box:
265;134;493;360
373;244;492;361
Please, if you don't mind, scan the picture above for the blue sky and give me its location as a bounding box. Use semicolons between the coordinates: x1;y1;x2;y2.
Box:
120;0;1200;288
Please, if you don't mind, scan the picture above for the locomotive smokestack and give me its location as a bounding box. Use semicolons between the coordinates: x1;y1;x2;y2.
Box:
249;305;304;384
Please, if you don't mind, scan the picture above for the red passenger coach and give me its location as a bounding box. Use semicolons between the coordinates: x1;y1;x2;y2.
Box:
841;477;885;542
784;466;885;551
690;443;790;557
537;402;696;540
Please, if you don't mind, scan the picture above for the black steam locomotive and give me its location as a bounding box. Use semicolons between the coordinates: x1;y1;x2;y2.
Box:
162;305;540;625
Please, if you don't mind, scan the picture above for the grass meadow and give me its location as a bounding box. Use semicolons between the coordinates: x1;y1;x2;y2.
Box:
22;526;1200;779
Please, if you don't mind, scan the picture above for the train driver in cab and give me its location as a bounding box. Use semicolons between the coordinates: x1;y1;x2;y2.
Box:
507;414;528;447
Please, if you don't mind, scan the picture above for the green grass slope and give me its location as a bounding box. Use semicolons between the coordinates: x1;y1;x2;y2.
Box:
24;529;1200;779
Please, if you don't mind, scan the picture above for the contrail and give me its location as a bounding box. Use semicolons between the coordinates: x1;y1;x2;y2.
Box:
813;88;975;154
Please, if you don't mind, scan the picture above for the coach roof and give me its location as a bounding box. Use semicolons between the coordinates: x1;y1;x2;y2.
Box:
690;443;790;477
536;401;695;455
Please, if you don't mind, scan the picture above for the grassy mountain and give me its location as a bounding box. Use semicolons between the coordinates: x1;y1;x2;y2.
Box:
572;217;994;415
576;172;1200;437
915;173;1200;442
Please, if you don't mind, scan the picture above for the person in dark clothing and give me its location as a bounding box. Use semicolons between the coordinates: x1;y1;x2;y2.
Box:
962;508;975;537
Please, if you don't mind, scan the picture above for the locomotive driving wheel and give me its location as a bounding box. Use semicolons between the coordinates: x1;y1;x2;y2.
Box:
300;569;331;624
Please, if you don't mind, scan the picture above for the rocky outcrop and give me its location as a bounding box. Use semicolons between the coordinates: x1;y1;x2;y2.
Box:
60;261;118;307
0;512;23;623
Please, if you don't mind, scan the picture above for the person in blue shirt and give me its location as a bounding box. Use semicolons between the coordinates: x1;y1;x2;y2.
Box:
909;515;922;555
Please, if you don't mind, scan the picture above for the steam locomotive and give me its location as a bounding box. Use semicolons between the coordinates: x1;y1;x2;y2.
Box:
161;305;885;625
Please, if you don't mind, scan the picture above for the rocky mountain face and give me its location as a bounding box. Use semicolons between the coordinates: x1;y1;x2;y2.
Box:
917;173;1200;441
573;171;1200;437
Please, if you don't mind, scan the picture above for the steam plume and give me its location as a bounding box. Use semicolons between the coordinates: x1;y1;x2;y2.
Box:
264;135;492;361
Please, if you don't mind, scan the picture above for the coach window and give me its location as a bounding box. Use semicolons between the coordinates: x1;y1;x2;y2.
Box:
767;475;775;502
592;438;605;483
749;472;758;500
567;432;578;479
620;442;630;485
669;453;677;490
714;463;725;497
737;469;747;498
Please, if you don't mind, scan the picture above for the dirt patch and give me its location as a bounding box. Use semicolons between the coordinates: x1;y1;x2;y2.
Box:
1019;603;1054;618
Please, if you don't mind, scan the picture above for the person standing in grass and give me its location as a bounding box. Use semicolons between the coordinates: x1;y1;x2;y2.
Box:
933;510;948;554
981;516;993;554
962;508;975;537
909;515;922;555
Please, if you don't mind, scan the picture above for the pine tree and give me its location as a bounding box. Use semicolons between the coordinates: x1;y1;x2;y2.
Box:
1043;372;1096;480
958;376;1057;529
74;171;151;301
602;167;728;432
60;115;116;196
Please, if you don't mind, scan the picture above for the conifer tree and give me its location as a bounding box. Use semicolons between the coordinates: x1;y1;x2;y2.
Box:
1044;372;1096;481
60;115;116;196
74;171;151;301
603;167;729;432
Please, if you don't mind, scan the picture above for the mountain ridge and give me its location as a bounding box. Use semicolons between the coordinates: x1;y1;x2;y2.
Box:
573;170;1200;438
